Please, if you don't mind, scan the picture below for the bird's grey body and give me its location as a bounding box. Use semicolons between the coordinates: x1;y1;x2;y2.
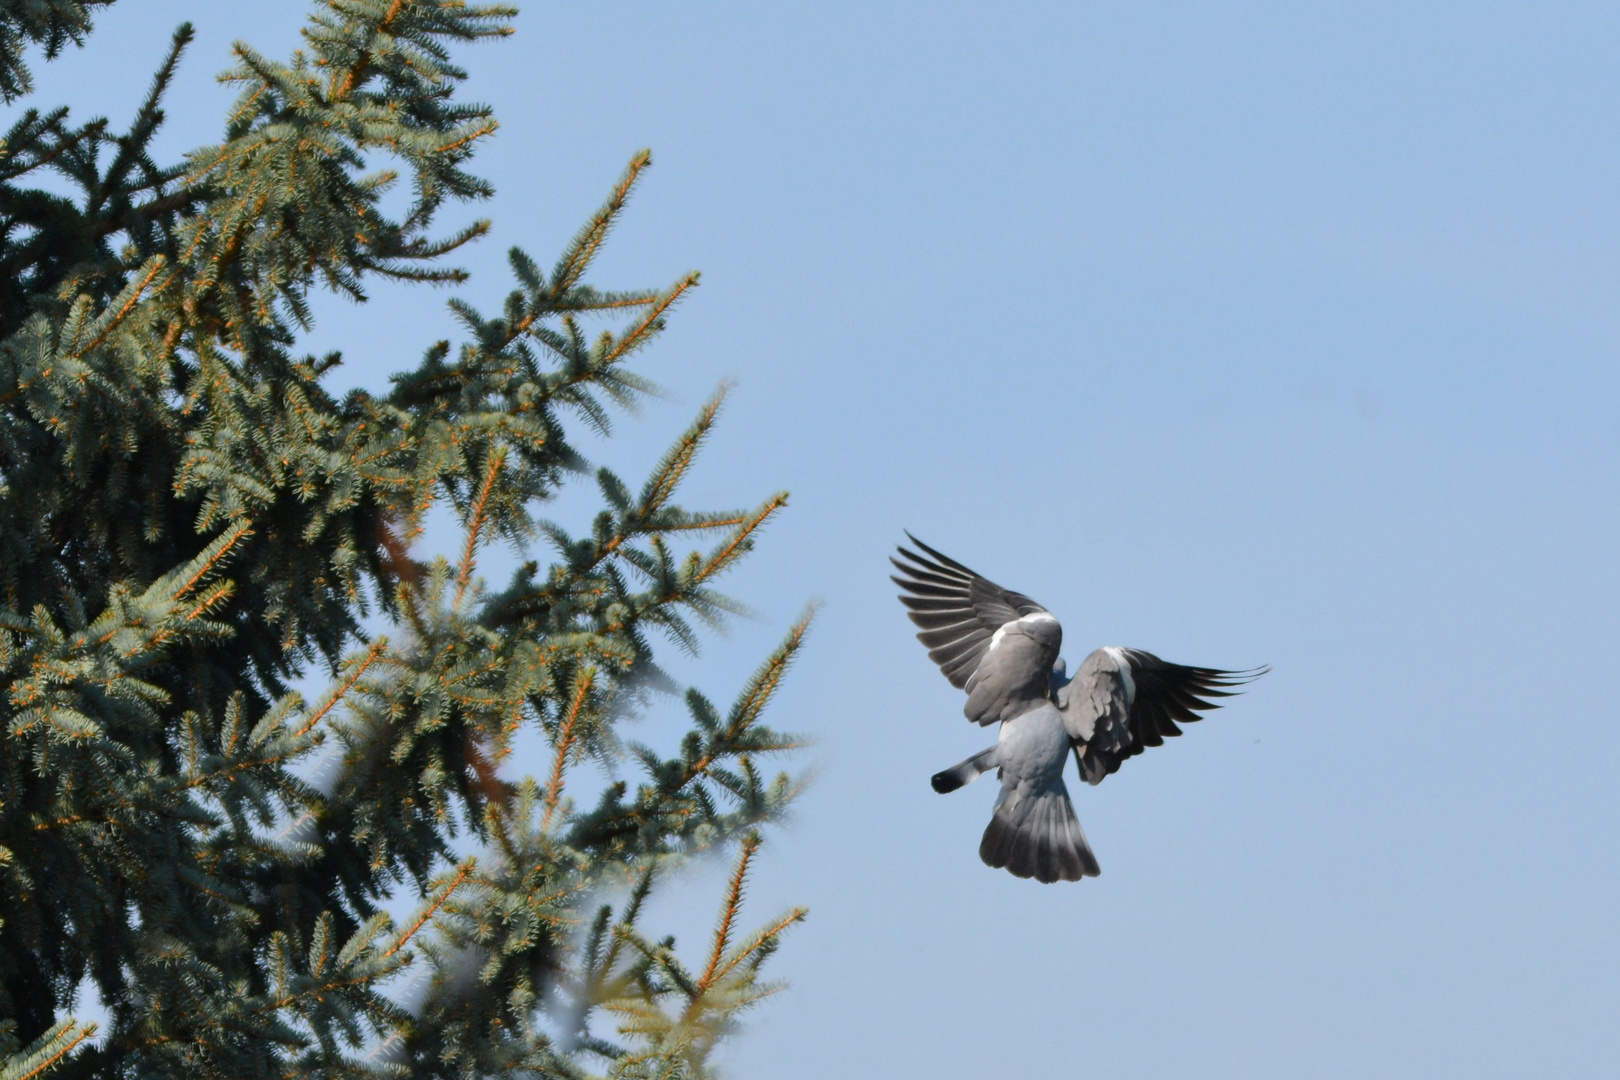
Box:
894;536;1263;883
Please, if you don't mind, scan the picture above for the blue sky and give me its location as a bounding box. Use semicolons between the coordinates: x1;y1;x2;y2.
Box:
29;2;1620;1076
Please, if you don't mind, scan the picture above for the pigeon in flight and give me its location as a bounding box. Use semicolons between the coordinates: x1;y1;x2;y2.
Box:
893;535;1265;883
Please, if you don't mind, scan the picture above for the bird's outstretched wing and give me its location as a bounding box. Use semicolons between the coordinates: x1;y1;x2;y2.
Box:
892;535;1061;726
1060;647;1266;784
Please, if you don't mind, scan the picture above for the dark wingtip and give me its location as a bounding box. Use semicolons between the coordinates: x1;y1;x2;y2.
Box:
897;529;926;564
902;532;953;565
931;769;963;794
890;553;927;577
1213;664;1271;686
891;545;937;573
897;532;982;579
1189;663;1270;684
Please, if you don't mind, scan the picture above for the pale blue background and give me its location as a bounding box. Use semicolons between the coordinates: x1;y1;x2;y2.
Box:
26;3;1620;1076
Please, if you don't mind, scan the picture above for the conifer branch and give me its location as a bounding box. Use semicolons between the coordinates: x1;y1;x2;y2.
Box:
697;832;759;993
550;150;651;295
65;255;166;358
637;387;726;521
696;493;789;588
295;638;389;737
725;609;813;736
328;0;410;102
595;273;698;368
178;580;235;624
165;521;254;603
702;908;808;993
384;860;474;959
454;446;506;606
542;666;595;829
0;1021;97;1080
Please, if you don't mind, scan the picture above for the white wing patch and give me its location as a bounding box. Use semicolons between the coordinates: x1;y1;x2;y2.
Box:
1103;646;1136;705
988;611;1059;653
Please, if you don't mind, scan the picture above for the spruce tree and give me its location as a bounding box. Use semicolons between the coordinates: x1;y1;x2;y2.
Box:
0;3;809;1077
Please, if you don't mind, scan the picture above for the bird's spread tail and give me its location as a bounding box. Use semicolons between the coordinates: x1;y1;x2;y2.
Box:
979;782;1099;882
931;745;998;793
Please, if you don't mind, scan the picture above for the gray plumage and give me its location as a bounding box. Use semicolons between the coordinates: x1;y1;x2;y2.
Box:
894;535;1265;884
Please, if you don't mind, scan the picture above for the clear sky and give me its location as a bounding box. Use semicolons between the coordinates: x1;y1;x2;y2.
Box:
29;3;1620;1076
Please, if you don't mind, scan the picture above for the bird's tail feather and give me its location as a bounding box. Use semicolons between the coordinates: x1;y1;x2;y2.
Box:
979;782;1099;882
931;745;998;793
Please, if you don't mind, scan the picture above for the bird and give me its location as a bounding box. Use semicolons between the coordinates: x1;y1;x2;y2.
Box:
892;534;1265;883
